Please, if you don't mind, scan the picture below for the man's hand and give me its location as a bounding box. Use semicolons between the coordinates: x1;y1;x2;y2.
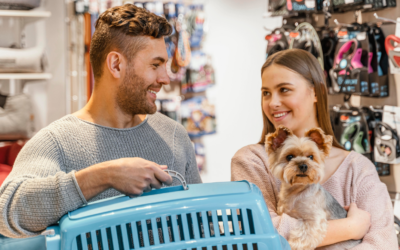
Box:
75;158;173;201
110;158;173;196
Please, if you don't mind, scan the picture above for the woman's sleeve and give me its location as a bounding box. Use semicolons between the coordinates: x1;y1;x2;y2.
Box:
231;145;299;240
350;155;398;250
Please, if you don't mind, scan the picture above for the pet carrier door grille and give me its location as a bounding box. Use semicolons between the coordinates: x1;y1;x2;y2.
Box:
74;208;258;250
44;177;290;250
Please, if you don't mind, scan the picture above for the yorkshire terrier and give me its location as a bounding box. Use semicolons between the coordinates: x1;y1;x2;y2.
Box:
265;126;360;250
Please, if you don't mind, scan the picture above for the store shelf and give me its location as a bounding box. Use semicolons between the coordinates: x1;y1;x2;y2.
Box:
0;10;51;23
0;73;52;80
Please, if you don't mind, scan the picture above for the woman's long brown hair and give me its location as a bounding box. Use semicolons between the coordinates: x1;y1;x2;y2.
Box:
258;49;343;149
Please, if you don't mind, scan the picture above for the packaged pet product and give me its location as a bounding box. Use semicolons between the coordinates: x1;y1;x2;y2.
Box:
193;142;205;172
181;96;216;137
0;0;41;10
182;51;215;93
374;106;400;164
330;106;370;155
286;0;316;12
329;27;370;96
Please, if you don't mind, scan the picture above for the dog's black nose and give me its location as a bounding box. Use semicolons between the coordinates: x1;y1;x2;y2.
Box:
299;164;308;173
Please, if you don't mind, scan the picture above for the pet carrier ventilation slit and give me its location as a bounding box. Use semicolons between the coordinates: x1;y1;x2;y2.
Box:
221;209;232;236
216;210;225;236
105;227;114;250
206;211;215;237
90;230;100;250
186;213;195;239
146;219;155;245
181;213;191;240
236;209;245;235
76;234;83;250
166;215;175;242
136;221;144;248
119;224;130;250
211;210;220;237
246;209;255;235
231;209;240;236
155;217;164;244
100;228;109;250
191;212;201;239
141;219;150;247
110;226;120;250
176;214;185;241
125;223;134;249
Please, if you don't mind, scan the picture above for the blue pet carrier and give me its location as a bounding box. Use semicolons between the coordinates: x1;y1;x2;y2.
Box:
40;171;290;250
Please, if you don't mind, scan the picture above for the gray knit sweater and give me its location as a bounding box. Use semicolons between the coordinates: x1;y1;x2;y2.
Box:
0;113;202;238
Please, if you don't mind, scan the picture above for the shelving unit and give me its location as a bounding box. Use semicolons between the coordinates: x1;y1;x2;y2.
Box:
0;10;51;23
0;73;52;80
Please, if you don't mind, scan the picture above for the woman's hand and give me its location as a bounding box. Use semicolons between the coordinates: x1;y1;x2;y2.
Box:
344;203;371;240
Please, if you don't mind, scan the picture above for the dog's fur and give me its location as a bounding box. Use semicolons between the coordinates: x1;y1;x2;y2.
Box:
265;126;360;250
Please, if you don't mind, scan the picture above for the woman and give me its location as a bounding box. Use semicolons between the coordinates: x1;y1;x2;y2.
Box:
231;49;397;249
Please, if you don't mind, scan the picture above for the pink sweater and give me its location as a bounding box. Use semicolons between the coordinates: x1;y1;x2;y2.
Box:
231;144;398;250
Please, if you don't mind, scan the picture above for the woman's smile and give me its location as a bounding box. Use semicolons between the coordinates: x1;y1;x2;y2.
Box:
272;111;291;122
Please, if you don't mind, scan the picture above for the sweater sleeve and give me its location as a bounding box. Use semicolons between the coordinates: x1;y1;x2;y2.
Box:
231;144;299;240
349;154;398;250
0;129;87;238
175;124;202;184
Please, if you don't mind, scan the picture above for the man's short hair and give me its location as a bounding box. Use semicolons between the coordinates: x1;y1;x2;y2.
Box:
89;4;172;80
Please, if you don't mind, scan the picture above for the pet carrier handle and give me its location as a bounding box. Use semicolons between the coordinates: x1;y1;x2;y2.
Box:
163;169;188;190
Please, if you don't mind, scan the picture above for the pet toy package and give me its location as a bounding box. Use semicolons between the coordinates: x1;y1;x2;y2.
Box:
286;0;316;12
385;33;400;75
193;142;206;172
181;96;216;137
181;51;215;93
374;106;400;164
332;0;363;11
330;106;371;155
329;28;370;95
365;25;380;97
361;106;390;176
372;26;389;97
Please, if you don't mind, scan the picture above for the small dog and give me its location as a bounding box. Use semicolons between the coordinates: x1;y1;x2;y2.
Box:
265;126;360;250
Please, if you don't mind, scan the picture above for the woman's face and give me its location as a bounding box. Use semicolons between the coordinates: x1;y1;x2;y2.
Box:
262;64;319;137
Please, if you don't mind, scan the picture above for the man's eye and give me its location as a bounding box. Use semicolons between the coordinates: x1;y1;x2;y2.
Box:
153;64;159;68
308;155;313;160
286;155;294;161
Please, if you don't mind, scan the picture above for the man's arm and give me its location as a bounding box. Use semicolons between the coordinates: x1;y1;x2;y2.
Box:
0;129;172;238
0;129;86;238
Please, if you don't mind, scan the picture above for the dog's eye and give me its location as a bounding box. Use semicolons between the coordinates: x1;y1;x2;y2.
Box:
308;155;314;160
286;155;294;161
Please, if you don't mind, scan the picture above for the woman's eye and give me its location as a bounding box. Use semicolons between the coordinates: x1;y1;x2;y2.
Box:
281;88;289;93
262;91;270;96
286;155;294;161
153;64;159;68
308;155;313;160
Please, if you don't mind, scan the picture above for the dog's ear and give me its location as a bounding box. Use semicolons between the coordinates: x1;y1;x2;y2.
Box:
265;126;293;153
305;127;333;156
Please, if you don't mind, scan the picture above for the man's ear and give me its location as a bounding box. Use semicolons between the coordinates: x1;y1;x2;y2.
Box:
305;127;333;156
106;51;125;79
265;126;293;154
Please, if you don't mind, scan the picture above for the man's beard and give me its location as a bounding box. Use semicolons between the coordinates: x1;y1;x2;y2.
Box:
116;68;157;116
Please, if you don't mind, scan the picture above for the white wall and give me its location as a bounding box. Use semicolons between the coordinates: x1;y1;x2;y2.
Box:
200;0;282;183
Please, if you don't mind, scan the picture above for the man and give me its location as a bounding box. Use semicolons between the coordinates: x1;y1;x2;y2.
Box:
0;4;202;238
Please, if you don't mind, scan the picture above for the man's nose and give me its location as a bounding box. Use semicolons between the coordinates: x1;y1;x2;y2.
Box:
157;65;170;86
